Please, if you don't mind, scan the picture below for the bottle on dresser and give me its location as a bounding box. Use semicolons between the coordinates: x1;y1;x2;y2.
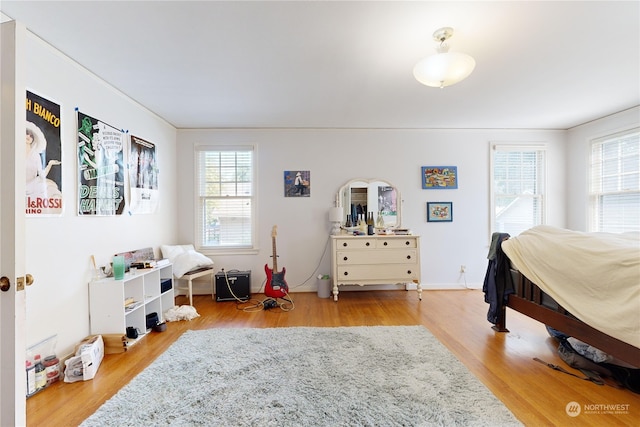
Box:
367;212;375;235
345;214;353;228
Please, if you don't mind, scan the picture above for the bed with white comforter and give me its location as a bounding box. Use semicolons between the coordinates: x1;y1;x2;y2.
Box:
501;225;640;349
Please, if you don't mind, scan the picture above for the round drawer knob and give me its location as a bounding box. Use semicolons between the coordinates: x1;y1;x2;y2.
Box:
383;241;388;246
405;241;410;245
407;270;412;275
406;255;411;260
343;242;348;247
366;242;370;246
343;256;348;261
343;272;349;276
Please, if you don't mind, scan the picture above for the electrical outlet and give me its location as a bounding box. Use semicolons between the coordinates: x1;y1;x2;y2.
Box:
460;265;466;273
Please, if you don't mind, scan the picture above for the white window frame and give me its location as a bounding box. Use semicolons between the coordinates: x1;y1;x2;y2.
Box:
588;128;640;233
194;145;258;254
490;143;547;236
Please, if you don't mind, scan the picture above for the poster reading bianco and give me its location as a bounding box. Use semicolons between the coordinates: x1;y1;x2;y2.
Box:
25;91;63;216
77;111;125;215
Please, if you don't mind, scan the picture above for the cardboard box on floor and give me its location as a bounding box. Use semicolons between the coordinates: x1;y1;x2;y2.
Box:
65;335;104;382
102;333;131;354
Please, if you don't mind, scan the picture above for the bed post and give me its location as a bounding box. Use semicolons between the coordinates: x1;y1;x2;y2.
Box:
492;305;509;332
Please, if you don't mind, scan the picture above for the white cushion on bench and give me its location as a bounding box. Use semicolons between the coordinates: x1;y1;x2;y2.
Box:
161;244;214;278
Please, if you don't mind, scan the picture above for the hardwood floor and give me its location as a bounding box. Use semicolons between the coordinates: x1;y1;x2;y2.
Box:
27;290;639;426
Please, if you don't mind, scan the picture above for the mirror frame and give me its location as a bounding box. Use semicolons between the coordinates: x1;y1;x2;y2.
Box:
337;178;401;228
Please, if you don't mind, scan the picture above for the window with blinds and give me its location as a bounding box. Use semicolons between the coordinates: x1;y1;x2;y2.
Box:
491;144;547;236
589;128;639;233
195;146;255;250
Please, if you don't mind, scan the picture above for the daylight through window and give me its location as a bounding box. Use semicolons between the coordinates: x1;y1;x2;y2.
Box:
491;144;547;236
589;128;640;233
195;146;255;250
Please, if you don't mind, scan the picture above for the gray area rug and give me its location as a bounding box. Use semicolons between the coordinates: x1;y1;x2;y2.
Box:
81;326;521;426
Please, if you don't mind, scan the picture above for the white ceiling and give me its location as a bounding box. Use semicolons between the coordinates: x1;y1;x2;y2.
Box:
2;1;639;130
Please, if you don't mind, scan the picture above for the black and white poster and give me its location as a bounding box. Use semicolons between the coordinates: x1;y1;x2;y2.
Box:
128;134;159;214
77;111;125;215
26;90;63;216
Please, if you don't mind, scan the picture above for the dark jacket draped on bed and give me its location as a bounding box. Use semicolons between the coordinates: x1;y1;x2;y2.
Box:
483;232;515;325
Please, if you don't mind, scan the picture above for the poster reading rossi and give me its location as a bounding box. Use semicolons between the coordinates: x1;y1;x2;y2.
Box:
25;91;62;216
77;111;125;216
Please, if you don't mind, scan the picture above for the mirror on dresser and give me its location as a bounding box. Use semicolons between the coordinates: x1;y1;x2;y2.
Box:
337;178;401;228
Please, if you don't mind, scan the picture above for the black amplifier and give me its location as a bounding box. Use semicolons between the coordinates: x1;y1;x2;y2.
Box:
215;270;251;302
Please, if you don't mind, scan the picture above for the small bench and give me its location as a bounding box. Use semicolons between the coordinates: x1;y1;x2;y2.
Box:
176;267;215;306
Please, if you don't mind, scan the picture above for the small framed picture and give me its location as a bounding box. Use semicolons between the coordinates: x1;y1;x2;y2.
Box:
427;202;453;222
284;170;310;197
422;166;458;189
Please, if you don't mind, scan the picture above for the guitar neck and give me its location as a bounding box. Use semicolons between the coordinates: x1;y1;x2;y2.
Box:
272;235;278;272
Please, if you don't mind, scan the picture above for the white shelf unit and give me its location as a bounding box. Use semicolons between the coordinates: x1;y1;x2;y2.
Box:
89;264;174;338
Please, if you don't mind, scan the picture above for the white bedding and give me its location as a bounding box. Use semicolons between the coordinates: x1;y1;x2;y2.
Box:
501;225;640;348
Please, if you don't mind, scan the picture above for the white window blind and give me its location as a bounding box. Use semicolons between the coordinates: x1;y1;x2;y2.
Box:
491;144;546;236
195;146;255;250
589;128;640;233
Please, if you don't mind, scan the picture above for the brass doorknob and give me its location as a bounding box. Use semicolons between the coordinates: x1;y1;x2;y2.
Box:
0;276;10;292
25;274;34;286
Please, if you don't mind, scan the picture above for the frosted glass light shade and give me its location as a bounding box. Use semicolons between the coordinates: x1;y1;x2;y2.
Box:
413;52;476;88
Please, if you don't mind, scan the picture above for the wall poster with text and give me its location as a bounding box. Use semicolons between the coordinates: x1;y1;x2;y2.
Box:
26;90;63;216
128;134;159;214
77;111;125;215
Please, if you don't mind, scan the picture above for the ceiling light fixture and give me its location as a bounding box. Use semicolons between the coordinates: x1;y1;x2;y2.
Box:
413;27;476;88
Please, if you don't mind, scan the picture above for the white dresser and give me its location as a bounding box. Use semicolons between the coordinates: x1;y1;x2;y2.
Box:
330;235;421;301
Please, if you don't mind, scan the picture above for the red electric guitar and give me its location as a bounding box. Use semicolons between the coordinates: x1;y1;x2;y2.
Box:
264;225;289;298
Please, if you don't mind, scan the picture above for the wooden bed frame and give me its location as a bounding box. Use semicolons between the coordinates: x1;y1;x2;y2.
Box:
493;269;640;368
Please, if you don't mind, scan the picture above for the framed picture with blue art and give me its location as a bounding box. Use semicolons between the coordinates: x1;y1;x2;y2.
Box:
426;202;453;222
284;170;310;197
422;166;458;189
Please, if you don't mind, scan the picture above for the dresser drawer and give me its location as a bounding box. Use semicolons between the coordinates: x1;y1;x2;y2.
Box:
336;249;418;265
334;238;376;249
337;264;419;282
376;238;417;249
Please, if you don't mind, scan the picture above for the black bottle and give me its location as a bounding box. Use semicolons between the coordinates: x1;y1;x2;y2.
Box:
367;212;374;235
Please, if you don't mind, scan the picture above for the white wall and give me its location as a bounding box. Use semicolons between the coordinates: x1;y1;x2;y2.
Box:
566;107;640;231
176;128;566;294
24;33;178;355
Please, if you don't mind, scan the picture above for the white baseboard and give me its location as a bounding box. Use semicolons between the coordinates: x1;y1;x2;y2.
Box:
185;282;483;295
421;282;482;290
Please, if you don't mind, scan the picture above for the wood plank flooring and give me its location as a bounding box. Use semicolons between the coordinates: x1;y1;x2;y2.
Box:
27;290;639;426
